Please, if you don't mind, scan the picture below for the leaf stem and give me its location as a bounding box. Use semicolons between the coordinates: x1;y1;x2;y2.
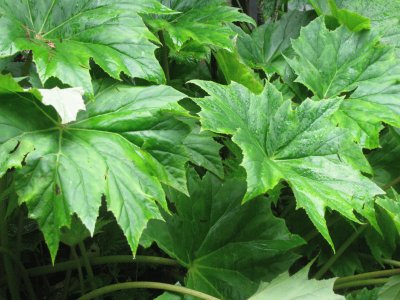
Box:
383;176;400;190
71;246;85;295
0;176;20;300
334;278;389;290
382;258;400;268
335;268;400;285
78;241;96;291
0;247;36;300
158;31;170;83
77;282;220;300
26;255;180;277
314;225;367;279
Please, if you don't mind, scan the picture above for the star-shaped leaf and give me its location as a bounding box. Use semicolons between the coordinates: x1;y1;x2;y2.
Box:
0;75;191;261
144;170;304;300
191;80;383;248
145;0;255;60
236;10;312;74
0;0;171;93
249;262;344;300
287;17;400;148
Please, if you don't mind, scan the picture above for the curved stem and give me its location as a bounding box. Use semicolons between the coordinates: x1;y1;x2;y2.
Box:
335;268;400;285
77;282;220;300
383;176;400;190
26;255;180;277
334;278;389;290
158;31;170;83
78;241;96;291
315;225;367;280
71;246;85;296
383;258;400;268
0;247;36;300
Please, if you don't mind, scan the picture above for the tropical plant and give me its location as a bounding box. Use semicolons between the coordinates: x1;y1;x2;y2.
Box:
0;0;399;299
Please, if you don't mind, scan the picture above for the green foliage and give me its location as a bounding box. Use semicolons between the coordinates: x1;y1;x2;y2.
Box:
249;262;344;300
191;80;382;248
145;170;304;299
0;0;171;93
0;0;400;299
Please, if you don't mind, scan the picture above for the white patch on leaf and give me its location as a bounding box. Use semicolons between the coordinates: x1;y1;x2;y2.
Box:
39;87;86;124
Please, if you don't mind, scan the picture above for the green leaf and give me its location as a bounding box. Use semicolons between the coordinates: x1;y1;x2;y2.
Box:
146;0;255;59
379;275;400;300
335;0;400;55
287;17;400;148
376;191;400;234
236;10;312;75
346;288;379;300
0;75;190;261
369;128;400;190
365;205;399;261
183;125;223;178
309;0;370;32
145;170;304;299
0;0;168;93
249;262;344;300
191;80;383;248
214;48;263;94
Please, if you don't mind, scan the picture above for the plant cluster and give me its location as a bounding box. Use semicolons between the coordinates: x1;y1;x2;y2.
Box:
0;0;399;299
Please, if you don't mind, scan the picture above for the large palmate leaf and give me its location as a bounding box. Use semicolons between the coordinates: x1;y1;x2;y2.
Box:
145;0;255;60
287;17;400;148
0;0;171;93
191;80;383;248
249;263;344;300
144;170;304;300
236;10;312;75
0;75;191;260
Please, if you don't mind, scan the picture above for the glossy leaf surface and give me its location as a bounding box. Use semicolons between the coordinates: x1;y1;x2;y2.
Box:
145;171;304;299
191;80;383;248
0;75;191;260
287;17;400;148
0;0;170;93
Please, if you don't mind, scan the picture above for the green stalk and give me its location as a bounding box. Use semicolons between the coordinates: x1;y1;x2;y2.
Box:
78;241;96;291
71;246;85;296
334;278;389;290
26;255;180;277
335;268;400;285
0;176;20;300
77;282;220;300
383;176;400;190
382;258;400;268
158;31;170;83
314;225;367;280
0;247;36;300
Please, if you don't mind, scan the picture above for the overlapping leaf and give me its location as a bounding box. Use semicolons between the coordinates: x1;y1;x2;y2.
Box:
145;0;255;60
369;127;400;191
335;0;400;52
236;10;312;75
287;17;400;148
249;263;344;300
379;275;400;300
0;0;172;93
144;170;304;299
191;80;383;248
0;75;192;260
